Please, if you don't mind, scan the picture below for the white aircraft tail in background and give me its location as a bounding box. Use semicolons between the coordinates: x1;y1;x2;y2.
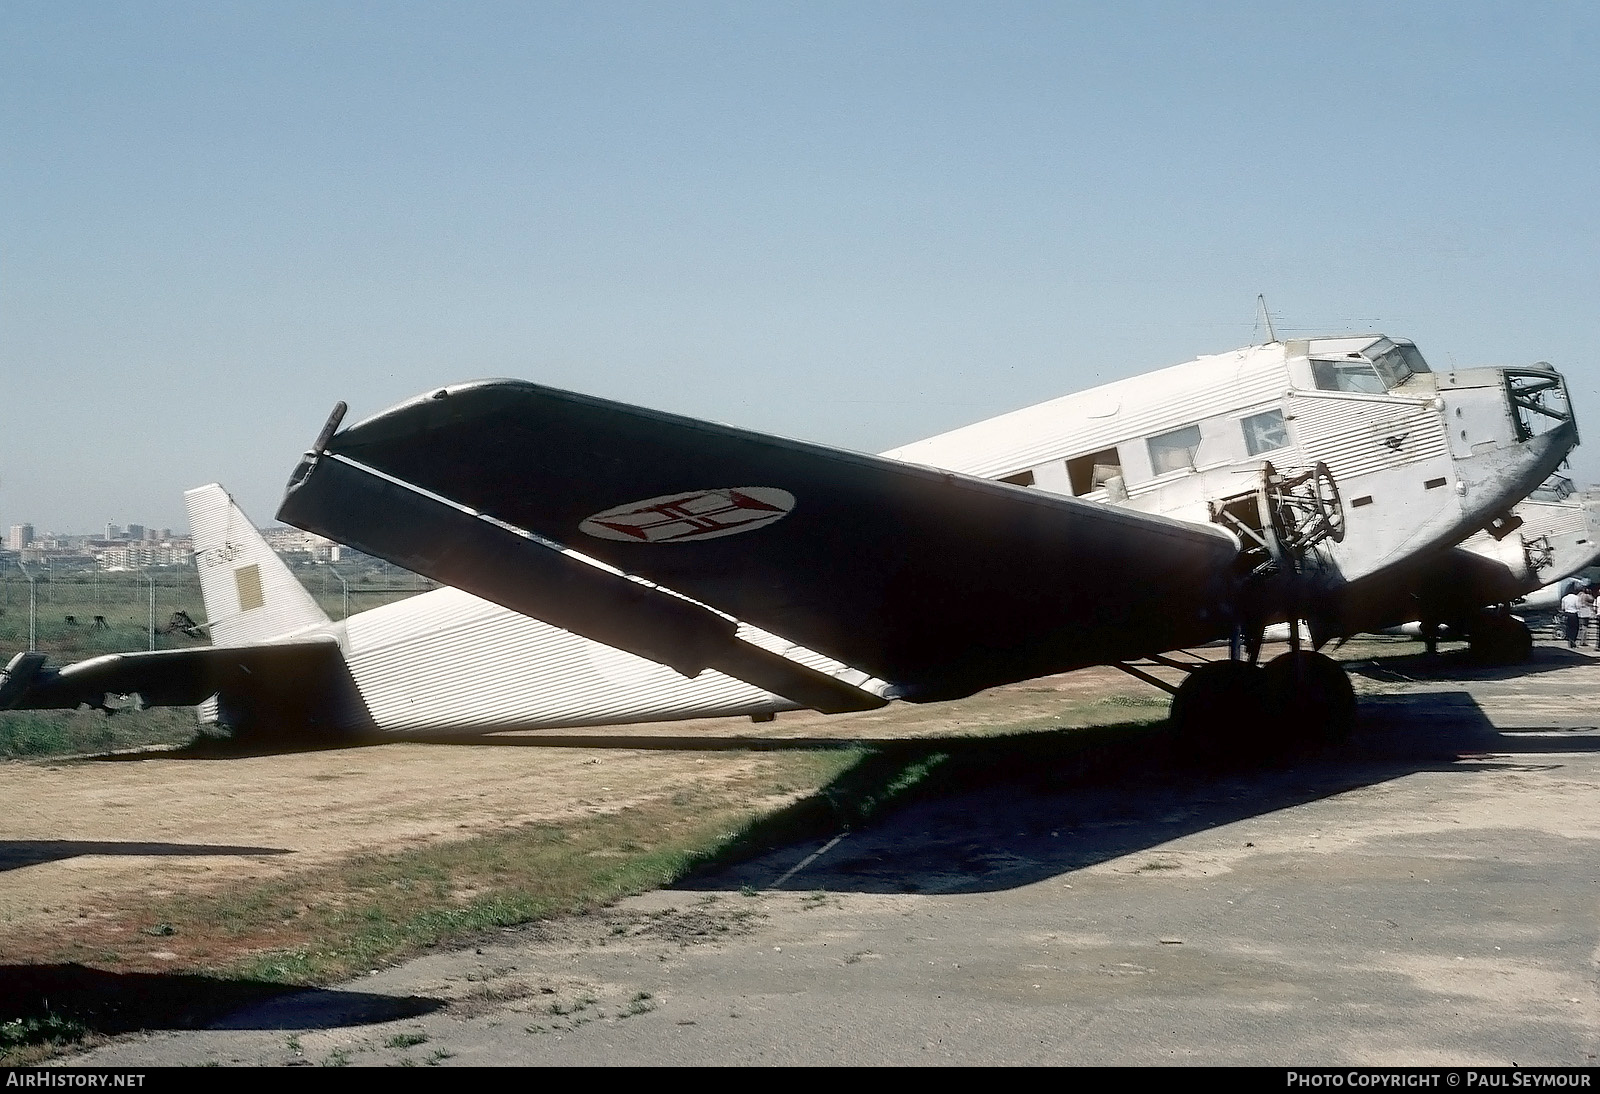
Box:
186;484;329;646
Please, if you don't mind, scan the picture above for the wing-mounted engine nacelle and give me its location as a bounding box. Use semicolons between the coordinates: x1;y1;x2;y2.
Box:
1206;461;1351;656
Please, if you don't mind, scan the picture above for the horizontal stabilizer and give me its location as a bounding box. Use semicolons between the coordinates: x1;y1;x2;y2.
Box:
0;639;361;720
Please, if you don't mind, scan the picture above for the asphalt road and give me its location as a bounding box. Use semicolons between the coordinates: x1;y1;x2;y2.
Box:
63;647;1600;1066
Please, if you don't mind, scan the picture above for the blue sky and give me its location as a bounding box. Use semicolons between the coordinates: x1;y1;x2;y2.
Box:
3;2;1596;533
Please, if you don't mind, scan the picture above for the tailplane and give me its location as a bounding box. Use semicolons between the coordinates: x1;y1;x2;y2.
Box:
184;484;330;646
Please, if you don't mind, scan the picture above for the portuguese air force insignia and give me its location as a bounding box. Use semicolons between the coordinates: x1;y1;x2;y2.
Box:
579;488;796;544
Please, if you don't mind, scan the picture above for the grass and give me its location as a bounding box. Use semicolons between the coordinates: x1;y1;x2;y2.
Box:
0;568;427;661
0;1014;90;1066
0;707;204;760
14;750;855;986
0;719;1166;1062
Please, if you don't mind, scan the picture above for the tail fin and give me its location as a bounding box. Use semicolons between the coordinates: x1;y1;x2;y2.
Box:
185;484;330;646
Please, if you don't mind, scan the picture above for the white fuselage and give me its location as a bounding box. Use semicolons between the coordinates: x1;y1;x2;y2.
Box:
886;336;1577;605
324;587;803;733
186;483;814;736
1449;486;1599;603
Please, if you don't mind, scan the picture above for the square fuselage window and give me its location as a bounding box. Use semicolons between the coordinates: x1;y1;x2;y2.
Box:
1066;448;1122;495
1242;409;1288;455
1148;424;1202;474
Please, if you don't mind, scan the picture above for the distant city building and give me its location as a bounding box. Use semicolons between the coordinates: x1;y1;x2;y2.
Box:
6;524;32;551
260;526;338;562
97;540;194;570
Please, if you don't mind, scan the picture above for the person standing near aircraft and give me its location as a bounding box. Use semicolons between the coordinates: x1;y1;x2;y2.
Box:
1561;584;1583;648
1578;583;1595;648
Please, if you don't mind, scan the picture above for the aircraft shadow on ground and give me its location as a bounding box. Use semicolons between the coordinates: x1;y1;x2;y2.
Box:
0;840;291;873
0;964;443;1035
1345;644;1594;683
675;687;1600;898
87;737;378;762
86;730;890;761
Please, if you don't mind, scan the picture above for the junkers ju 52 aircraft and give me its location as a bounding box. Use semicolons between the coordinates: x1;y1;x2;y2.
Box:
0;331;1577;753
264;331;1576;751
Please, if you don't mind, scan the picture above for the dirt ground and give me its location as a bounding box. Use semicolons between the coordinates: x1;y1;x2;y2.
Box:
52;636;1600;1066
0;659;1175;951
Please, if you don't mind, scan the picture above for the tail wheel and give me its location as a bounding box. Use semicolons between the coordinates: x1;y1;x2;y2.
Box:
1261;650;1356;745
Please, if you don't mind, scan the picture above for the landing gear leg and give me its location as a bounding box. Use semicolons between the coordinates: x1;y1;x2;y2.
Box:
1419;614;1439;658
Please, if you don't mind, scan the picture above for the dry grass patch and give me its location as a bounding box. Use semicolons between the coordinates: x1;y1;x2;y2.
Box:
7;749;858;989
0;707;201;759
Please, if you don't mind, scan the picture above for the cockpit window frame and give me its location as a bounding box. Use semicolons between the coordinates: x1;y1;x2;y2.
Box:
1310;358;1387;394
1365;339;1428;388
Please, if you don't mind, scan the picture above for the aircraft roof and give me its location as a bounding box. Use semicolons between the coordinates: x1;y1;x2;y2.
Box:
882;335;1393;479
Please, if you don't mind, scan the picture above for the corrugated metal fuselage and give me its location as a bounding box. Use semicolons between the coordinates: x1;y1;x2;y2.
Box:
280;586;795;735
884;337;1578;635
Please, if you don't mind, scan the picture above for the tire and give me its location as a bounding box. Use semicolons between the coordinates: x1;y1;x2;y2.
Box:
1169;661;1268;761
1261;650;1357;746
1468;614;1533;665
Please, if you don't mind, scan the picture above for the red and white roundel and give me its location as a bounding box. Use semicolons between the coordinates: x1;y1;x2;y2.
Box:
579;487;796;544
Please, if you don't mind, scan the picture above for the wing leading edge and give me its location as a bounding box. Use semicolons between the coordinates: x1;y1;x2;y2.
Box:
279;380;1245;703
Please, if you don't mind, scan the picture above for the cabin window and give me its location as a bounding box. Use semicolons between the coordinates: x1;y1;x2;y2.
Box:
1310;359;1386;394
1148;425;1202;474
1241;409;1288;456
1066;448;1122;496
998;469;1035;487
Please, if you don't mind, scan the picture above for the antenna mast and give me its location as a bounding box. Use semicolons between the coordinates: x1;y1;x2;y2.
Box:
1256;294;1278;344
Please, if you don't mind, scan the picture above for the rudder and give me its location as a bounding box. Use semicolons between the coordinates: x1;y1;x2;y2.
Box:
184;484;330;646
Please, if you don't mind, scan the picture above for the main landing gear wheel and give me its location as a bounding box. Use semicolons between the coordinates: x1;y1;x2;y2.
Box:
1168;661;1268;762
1169;651;1357;762
1260;650;1356;746
1467;614;1533;665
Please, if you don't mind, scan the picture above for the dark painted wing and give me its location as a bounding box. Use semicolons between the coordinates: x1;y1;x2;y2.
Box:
280;380;1243;702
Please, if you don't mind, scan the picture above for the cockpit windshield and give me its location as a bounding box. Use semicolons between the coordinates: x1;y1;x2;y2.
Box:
1310;359;1387;394
1310;338;1431;393
1367;339;1430;388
